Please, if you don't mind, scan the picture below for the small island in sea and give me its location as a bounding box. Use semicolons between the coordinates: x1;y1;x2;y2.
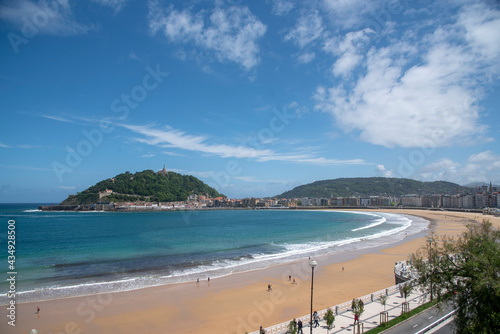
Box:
39;166;225;211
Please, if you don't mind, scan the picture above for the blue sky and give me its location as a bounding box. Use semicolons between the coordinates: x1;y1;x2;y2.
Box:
1;0;499;203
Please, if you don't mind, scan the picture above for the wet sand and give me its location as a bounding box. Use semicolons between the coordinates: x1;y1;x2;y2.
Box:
3;209;498;334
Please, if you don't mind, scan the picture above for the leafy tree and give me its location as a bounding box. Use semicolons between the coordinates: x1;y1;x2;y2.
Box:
378;294;388;312
352;298;365;322
411;220;500;333
287;319;297;334
401;282;413;303
323;308;335;332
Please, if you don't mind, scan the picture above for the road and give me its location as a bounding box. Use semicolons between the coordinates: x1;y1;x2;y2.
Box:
381;302;455;334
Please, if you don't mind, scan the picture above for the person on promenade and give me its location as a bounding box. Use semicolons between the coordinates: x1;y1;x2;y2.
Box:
297;319;303;334
259;325;266;334
313;311;320;327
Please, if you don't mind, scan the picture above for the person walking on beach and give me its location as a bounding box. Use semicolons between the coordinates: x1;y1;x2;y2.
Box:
36;306;40;314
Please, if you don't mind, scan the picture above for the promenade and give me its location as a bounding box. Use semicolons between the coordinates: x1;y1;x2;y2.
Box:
252;283;427;334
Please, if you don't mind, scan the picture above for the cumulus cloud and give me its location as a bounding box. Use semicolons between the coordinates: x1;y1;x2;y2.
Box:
315;2;499;148
0;0;93;35
323;28;374;77
416;151;500;185
147;1;267;70
284;10;324;48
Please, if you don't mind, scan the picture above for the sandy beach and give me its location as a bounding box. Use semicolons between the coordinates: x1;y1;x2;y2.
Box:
3;209;499;334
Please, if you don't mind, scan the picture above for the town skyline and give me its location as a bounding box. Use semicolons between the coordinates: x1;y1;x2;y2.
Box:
1;0;499;203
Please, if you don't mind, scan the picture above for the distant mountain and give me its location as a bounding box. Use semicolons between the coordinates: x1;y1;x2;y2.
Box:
276;177;465;199
61;169;224;205
463;182;500;189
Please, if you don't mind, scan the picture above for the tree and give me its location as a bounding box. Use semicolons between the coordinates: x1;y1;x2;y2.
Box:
378;294;388;312
401;282;413;303
411;220;500;333
352;298;365;323
323;308;335;332
287;319;297;334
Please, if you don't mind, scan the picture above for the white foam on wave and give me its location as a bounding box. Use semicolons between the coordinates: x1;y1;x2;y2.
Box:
23;209;41;212
2;211;426;305
351;217;386;231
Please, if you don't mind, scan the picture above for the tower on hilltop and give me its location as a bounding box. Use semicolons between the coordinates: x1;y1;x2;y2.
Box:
159;165;168;175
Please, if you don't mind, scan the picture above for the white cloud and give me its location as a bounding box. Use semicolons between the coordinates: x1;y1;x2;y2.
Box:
58;185;77;191
91;0;127;13
42;114;75;123
297;52;315;63
120;123;366;166
315;2;499;148
324;28;373;77
0;142;11;148
416;151;500;185
284;10;324;48
0;0;93;36
270;0;295;16
147;1;266;70
322;0;382;29
142;153;155;158
376;164;393;177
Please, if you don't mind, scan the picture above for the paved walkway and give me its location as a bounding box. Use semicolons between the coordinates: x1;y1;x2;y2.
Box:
258;288;427;334
303;291;426;334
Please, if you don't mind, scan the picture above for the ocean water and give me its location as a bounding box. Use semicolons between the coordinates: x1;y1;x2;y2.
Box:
0;204;428;304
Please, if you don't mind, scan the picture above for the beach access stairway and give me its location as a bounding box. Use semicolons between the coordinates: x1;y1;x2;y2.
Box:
251;282;427;334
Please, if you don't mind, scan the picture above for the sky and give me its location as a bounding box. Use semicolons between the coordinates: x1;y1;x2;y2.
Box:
0;0;499;203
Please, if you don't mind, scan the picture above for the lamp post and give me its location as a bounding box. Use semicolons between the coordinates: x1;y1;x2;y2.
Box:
427;237;433;301
309;259;317;334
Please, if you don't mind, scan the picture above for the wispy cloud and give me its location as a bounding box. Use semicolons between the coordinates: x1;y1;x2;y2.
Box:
120;123;366;166
0;142;11;148
42;114;75;123
147;1;267;70
142;153;155;158
0;0;94;36
284;10;324;48
58;185;77;191
91;0;127;13
270;0;295;16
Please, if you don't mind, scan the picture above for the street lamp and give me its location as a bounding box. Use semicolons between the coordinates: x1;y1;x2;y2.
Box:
427;237;433;301
309;259;317;334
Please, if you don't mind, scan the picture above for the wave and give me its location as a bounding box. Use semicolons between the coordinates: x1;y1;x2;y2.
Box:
0;211;426;305
23;209;42;212
351;217;387;231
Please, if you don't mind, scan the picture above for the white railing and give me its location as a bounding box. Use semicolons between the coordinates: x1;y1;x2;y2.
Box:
249;282;409;334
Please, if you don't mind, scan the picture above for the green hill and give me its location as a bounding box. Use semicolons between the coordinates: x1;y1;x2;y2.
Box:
61;169;224;205
276;177;464;199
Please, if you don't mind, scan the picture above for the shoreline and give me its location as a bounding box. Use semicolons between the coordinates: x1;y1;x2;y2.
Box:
2;210;424;306
2;210;498;334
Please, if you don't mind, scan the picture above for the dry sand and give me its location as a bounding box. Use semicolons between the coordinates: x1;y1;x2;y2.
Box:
3;210;499;334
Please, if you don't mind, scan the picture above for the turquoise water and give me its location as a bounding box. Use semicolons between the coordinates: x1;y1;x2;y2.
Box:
0;204;427;303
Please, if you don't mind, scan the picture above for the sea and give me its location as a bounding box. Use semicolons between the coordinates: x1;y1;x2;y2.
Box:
0;203;428;304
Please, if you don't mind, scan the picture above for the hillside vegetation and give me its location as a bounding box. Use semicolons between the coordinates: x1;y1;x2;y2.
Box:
61;170;223;205
277;177;465;199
